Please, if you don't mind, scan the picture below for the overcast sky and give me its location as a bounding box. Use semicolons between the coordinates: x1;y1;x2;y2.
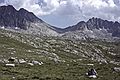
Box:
0;0;120;28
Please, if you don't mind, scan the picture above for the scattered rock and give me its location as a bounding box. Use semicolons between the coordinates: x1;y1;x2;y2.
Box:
0;59;4;63
8;57;19;63
8;57;16;62
32;61;43;65
86;69;97;78
19;59;26;64
5;64;15;67
3;59;9;63
110;61;120;65
11;52;14;55
113;67;120;72
12;77;15;79
88;75;97;78
87;64;94;66
98;58;108;64
28;63;34;66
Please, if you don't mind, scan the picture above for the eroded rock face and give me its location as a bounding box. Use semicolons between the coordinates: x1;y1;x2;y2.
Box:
64;17;120;36
62;17;120;39
0;5;40;30
0;5;59;36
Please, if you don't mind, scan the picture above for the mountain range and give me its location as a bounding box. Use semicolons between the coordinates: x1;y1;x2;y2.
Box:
0;5;120;80
0;5;120;40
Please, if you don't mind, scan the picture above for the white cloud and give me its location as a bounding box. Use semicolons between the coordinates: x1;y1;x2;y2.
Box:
0;0;120;27
1;0;61;15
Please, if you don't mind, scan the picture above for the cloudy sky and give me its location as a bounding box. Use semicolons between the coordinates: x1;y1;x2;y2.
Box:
0;0;120;28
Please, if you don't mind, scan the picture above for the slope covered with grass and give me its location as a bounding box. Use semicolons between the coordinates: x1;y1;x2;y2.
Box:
0;29;120;80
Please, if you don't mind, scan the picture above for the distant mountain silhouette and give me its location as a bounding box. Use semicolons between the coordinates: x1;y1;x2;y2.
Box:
63;17;120;38
0;5;120;39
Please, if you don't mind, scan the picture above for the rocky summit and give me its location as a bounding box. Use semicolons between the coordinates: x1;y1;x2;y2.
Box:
0;5;40;29
62;17;120;40
0;5;59;36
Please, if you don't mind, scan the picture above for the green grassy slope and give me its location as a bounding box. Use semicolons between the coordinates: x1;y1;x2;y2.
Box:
0;29;120;80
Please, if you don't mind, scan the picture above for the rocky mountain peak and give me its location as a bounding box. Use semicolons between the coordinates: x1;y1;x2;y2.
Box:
0;5;59;36
72;17;120;31
86;17;105;29
18;8;42;23
0;5;17;16
0;5;43;29
19;8;28;12
0;5;16;11
62;17;120;39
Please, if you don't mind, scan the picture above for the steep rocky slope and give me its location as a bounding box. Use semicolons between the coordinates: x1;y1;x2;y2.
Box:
0;5;59;36
62;17;120;40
